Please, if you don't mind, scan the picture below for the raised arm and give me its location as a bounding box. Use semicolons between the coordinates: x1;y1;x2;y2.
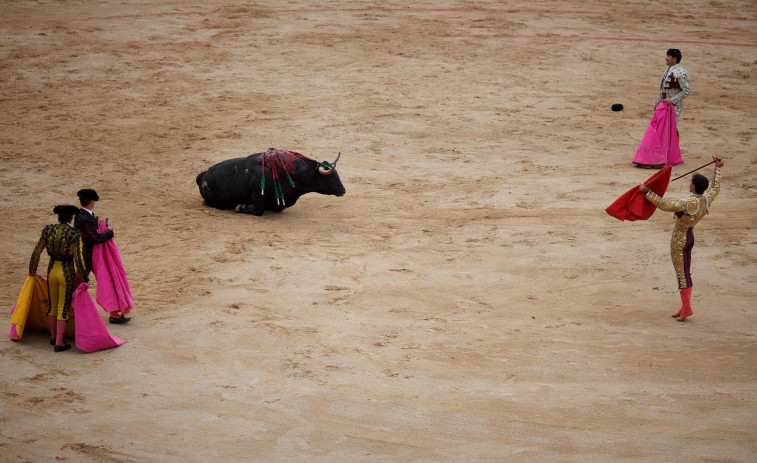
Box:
703;166;722;203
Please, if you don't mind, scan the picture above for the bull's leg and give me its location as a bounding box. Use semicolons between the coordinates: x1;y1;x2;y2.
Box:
234;191;266;216
234;204;264;216
251;191;267;215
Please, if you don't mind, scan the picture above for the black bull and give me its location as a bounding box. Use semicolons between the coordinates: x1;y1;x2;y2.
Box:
196;150;345;216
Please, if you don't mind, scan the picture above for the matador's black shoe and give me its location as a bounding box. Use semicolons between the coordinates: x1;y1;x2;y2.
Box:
54;343;71;352
109;316;131;324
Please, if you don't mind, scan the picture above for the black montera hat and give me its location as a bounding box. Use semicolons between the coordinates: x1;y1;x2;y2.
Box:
53;205;80;216
611;104;624;112
77;188;100;201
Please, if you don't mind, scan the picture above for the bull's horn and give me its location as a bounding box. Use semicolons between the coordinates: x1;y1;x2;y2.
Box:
330;152;341;166
318;152;341;175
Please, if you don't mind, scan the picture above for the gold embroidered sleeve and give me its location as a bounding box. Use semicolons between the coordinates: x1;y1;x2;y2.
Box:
644;190;693;213
704;167;721;203
670;69;691;103
74;235;87;280
29;233;46;275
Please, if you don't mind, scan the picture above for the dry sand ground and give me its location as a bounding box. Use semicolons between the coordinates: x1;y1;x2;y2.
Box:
1;1;756;462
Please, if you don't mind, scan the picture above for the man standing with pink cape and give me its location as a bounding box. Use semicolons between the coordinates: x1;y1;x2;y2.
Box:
633;48;691;169
74;189;134;323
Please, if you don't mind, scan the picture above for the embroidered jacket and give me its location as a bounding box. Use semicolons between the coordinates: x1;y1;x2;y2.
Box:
29;223;87;277
655;64;691;121
644;167;721;233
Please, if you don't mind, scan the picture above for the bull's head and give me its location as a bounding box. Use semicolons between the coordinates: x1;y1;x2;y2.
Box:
318;152;341;175
312;152;345;197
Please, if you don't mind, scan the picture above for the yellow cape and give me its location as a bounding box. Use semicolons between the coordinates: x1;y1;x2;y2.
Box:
10;275;75;339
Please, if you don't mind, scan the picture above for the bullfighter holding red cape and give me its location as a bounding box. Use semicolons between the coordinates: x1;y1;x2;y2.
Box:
607;157;724;321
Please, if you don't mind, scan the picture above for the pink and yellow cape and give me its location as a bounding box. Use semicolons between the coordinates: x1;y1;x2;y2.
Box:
10;276;122;353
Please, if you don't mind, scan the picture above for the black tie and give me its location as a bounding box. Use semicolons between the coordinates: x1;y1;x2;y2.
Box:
660;67;670;89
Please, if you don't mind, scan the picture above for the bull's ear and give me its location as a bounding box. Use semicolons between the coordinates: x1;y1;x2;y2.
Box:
318;162;335;175
318;152;340;175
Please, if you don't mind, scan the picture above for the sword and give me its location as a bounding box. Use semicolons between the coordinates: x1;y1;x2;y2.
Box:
671;157;721;182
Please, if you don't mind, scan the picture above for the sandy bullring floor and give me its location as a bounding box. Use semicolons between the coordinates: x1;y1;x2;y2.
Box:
1;1;756;462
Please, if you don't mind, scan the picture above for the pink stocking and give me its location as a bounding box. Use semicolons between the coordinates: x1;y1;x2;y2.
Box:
55;320;67;346
48;316;57;341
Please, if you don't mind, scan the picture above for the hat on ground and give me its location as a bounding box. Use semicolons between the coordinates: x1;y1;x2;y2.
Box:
611;104;624;112
77;188;100;201
53;205;80;216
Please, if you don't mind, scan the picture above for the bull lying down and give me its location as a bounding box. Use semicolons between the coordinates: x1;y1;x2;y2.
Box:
196;148;345;216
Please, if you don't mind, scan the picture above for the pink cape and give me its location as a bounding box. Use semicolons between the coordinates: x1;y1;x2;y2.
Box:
72;282;123;352
606;166;671;221
92;221;134;314
632;101;683;167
